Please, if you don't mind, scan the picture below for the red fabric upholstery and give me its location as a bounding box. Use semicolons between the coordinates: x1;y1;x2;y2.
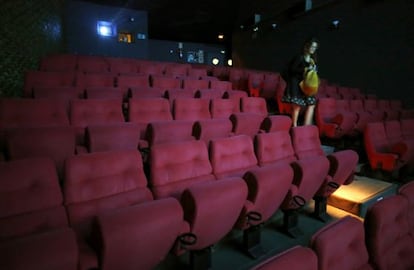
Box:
0;227;78;270
150;140;215;199
349;99;375;132
180;178;247;250
247;72;265;97
84;87;125;100
0;158;67;240
164;64;190;77
363;99;385;122
210;98;240;119
85;123;141;153
195;89;225;99
39;54;77;72
173;98;211;120
291;126;357;197
182;78;209;90
165;89;196;104
210;80;232;91
364;122;406;172
127;98;172;146
255;131;297;167
0;157;77;269
69;99;125;144
315;98;357;138
230;112;266;138
24;70;76;97
5;126;76;178
146;120;195;146
223;89;249;100
33;86;81;100
139;63;165;76
229;68;248;90
193;118;233;144
64;150;153;269
76;56;109;73
365;195;414;270
398;181;414;234
107;57;140;75
210;135;259;179
261;115;292;132
76;73;115;89
236;163;293;229
240;97;268;117
311;216;373;270
117;74;150;89
94;198;187;270
128;86;165;98
251;246;318;270
151;75;182;89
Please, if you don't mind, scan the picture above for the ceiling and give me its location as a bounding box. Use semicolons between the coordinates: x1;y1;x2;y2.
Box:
82;0;243;44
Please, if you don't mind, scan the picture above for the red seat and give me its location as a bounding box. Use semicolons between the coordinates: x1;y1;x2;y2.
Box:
255;130;328;235
315;98;358;138
128;98;173;148
76;73;116;90
128;86;165;98
0;158;78;270
173;98;211;120
77;55;109;73
349;99;375;133
188;68;208;78
69;99;125;145
210;134;259;179
151;75;182;89
164;63;190;77
147;120;195;147
251;246;317;270
398;181;414;233
165;88;196;104
229;68;248;90
149;139;248;268
107;57;139;75
182;78;209;90
84;87;125;100
247;72;265;97
291;126;358;221
117;74;150;90
195;88;226;99
210;80;232;91
63;150;154;270
364;122;406;173
93;197;188;270
311;216;373;270
5;126;76;179
193;118;233;145
261;115;292;132
24;70;76;97
84;123;141;153
210;98;240;119
364;194;414;270
39;54;77;72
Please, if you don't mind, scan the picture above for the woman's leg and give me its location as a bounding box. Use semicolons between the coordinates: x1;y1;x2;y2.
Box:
304;104;315;125
292;104;301;127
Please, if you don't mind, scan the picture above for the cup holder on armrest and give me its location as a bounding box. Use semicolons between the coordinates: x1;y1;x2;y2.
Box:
179;232;197;247
246;211;262;225
293;195;306;208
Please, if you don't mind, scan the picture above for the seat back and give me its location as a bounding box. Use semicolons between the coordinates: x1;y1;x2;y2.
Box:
255;131;296;167
151;75;182;89
150;140;215;199
240;97;268;117
398;182;414;234
173;98;211;120
24;70;76;97
210;134;258;178
210;80;232;91
210;98;240;119
85;123;141;153
63;150;153;233
5;126;76;178
311;216;372;270
193;118;233;144
39;54;77;72
0;158;67;240
261;115;292;132
117;74;150;89
291;125;324;160
128;98;172;123
182;78;209;90
146;120;195;146
364;195;414;270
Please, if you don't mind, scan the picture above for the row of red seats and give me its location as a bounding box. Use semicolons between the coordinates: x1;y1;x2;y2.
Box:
254;181;414;269
364;120;414;176
38;54;284;95
0;123;358;269
315;97;414;139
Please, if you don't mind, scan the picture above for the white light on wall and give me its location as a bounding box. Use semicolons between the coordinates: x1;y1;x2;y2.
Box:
211;57;220;65
227;59;233;66
97;21;116;37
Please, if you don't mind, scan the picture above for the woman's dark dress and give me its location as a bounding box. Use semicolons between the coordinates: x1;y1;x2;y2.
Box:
282;54;317;106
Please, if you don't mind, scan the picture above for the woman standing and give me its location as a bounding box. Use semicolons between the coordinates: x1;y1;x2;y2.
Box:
282;37;319;127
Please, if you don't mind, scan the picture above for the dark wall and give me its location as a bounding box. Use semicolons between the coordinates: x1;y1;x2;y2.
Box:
65;0;148;58
233;0;414;107
0;0;65;97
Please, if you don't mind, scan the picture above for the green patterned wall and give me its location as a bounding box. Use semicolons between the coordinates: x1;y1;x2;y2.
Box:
0;0;65;97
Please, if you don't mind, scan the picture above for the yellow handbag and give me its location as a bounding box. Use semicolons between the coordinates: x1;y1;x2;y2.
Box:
300;69;320;96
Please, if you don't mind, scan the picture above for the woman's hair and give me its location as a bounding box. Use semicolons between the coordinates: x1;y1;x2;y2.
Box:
303;37;319;62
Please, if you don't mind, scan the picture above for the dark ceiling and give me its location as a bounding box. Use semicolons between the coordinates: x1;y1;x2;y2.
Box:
82;0;243;44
